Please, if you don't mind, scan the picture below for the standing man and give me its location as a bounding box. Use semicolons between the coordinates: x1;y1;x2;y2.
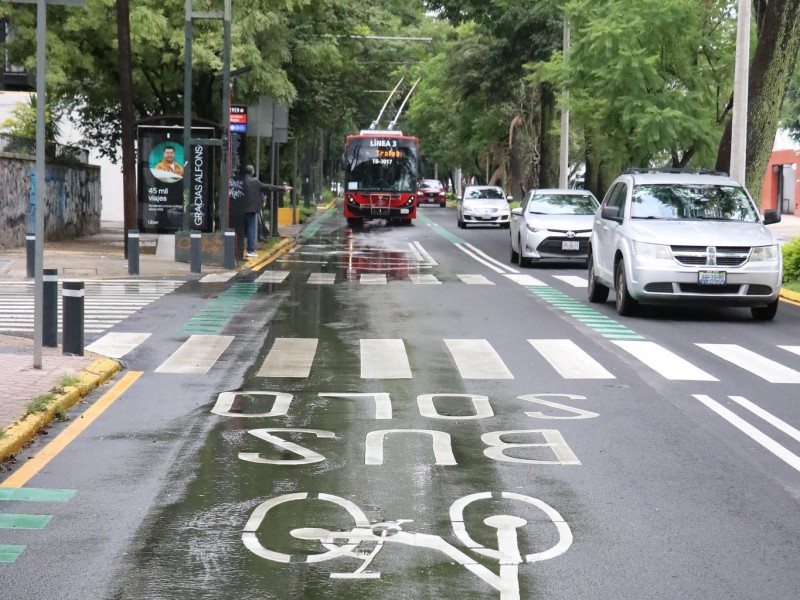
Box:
243;165;292;257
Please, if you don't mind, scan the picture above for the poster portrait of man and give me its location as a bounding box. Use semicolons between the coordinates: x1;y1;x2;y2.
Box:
150;143;185;183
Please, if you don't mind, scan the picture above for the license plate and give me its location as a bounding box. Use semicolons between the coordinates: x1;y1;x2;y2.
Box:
481;215;493;220
400;208;409;214
562;240;580;251
698;270;726;285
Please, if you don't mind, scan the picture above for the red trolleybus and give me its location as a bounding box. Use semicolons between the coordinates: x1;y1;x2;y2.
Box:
342;130;419;226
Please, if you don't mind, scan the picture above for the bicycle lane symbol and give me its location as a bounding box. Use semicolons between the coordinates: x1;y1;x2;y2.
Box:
243;491;572;600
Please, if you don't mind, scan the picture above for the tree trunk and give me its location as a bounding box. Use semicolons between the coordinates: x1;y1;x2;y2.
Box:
116;0;136;258
538;84;559;188
715;0;800;203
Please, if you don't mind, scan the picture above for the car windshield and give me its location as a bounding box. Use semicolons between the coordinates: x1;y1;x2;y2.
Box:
528;194;598;215
631;184;759;222
419;180;440;189
465;188;505;200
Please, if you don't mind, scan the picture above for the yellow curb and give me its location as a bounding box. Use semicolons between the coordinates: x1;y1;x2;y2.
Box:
780;287;800;305
0;357;121;462
247;238;295;271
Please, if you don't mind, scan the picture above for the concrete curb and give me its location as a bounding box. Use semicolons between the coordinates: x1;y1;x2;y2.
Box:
0;358;121;462
780;287;800;303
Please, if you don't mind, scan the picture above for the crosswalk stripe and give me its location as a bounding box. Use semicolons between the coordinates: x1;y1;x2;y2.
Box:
256;271;290;284
778;345;800;358
155;335;234;374
503;273;547;287
696;344;800;384
528;339;615;379
613;340;718;381
85;332;152;358
360;339;412;378
360;274;387;285
257;338;318;378
307;273;336;285
200;272;236;283
0;488;76;502
457;274;494;285
445;339;513;379
0;514;52;529
409;274;441;284
0;545;26;563
553;276;587;288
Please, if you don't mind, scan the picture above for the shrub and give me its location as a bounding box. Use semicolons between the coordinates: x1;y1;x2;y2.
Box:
782;237;800;282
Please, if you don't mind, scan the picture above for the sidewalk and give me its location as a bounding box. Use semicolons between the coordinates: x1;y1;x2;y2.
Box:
0;219;304;465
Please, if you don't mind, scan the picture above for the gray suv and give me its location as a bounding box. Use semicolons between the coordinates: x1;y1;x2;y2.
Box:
587;169;783;320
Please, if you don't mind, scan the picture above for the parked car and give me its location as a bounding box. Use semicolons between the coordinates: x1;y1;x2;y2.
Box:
510;188;599;267
587;169;783;320
456;185;511;228
417;179;447;207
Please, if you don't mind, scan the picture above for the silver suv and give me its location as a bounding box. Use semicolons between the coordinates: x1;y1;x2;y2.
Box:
587;170;783;320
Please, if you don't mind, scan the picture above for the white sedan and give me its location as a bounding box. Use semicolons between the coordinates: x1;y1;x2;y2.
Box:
456;185;511;228
510;188;599;267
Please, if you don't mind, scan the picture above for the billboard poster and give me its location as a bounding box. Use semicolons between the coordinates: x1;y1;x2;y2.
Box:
137;125;214;233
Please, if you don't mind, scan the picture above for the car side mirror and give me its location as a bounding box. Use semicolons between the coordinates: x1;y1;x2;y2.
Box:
506;195;513;201
511;207;522;216
762;209;781;225
601;205;622;221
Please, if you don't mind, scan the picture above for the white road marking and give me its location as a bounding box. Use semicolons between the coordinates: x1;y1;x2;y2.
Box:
155;334;234;374
613;340;718;381
445;339;513;379
256;271;290;283
693;394;800;473
360;274;387;285
411;241;438;266
696;344;800;383
457;274;494;285
462;243;519;274
502;274;547;287
527;339;615;379
454;244;507;273
257;338;319;378
727;396;800;444
552;276;587;288
200;272;236;283
409;274;441;284
360;339;412;378
85;332;151;358
778;345;800;358
307;273;336;285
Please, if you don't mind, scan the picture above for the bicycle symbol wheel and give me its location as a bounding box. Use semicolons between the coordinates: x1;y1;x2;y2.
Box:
243;492;372;564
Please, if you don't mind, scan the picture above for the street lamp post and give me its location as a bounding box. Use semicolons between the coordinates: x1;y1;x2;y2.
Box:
559;18;570;189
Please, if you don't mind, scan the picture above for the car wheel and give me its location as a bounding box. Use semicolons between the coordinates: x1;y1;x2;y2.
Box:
615;259;639;316
346;218;363;227
439;202;446;208
458;217;466;229
501;223;510;229
510;241;519;264
519;237;531;267
751;299;778;321
587;253;609;303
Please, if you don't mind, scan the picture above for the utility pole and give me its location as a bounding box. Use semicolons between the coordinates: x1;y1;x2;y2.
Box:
116;0;136;256
730;0;751;185
559;18;570;189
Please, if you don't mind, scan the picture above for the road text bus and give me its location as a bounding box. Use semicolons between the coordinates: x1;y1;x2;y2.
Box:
342;130;419;226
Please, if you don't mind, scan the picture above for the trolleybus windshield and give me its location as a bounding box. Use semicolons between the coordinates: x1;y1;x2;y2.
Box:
345;138;417;193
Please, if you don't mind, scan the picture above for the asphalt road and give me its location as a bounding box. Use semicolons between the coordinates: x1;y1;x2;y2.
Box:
2;206;800;599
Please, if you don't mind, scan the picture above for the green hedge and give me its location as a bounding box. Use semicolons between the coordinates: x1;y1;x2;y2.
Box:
782;237;800;282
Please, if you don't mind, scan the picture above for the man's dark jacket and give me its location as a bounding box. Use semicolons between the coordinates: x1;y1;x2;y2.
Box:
243;175;283;213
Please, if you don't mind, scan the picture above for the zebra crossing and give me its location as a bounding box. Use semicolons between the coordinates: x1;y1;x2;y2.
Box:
0;280;183;335
85;331;800;385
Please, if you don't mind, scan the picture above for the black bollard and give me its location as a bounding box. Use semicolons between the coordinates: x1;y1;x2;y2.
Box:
62;281;84;356
43;268;58;347
190;231;202;273
127;230;140;276
26;234;35;279
224;229;235;269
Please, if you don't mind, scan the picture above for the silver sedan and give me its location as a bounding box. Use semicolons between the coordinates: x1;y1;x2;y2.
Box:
510;189;600;267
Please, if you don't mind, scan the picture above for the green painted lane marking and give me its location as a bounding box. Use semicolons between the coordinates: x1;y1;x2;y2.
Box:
180;282;261;334
299;206;335;239
0;545;25;563
0;514;52;529
0;488;75;503
418;212;466;244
